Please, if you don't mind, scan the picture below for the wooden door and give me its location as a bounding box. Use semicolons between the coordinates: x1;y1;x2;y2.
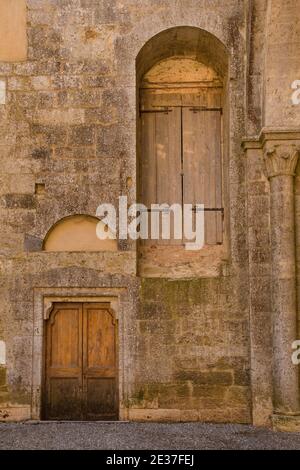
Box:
44;302;118;421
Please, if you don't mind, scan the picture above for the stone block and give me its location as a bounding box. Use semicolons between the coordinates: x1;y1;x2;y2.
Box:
3;194;36;210
0;405;31;422
272;414;300;433
174;370;233;386
33;109;85;125
68;125;95;146
24;235;43;252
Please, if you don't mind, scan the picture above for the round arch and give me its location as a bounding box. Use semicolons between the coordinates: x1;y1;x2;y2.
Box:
136;26;229;84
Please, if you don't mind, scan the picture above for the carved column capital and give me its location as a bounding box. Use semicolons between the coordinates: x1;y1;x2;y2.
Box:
264;144;300;178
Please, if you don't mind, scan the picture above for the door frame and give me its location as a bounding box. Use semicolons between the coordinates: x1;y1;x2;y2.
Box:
42;301;119;421
32;288;127;421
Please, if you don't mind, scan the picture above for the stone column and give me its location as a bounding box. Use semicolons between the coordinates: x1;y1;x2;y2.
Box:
264;143;300;414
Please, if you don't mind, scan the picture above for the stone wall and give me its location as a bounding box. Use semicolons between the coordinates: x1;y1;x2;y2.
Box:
264;0;300;128
0;0;281;424
129;278;251;423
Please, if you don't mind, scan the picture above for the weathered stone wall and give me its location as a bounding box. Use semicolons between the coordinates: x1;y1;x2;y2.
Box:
268;0;300;356
0;0;271;424
245;0;300;431
130;278;251;422
264;0;300;128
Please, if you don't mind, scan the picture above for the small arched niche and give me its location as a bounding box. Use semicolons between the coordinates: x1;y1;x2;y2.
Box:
136;27;229;277
43;215;117;252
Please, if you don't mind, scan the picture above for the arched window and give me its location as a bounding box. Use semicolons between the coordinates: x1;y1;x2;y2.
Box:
136;27;229;275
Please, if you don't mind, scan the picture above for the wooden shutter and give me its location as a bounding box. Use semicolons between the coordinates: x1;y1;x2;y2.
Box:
140;103;223;246
140;108;182;245
182;108;223;244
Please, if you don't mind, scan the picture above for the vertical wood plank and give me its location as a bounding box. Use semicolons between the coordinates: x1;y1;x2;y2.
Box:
141;113;156;207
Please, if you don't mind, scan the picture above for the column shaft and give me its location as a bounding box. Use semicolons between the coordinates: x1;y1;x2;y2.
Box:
270;174;299;413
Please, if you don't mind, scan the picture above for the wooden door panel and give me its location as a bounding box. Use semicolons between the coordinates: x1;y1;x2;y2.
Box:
48;378;82;420
49;307;81;369
84;305;115;370
86;378;117;420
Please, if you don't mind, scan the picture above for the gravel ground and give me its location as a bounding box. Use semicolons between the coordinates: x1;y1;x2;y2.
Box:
0;422;299;450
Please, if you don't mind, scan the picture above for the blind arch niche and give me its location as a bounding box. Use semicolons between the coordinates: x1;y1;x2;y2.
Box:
136;27;229;277
43;215;117;252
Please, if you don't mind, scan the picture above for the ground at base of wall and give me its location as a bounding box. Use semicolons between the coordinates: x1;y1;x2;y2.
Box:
0;422;300;449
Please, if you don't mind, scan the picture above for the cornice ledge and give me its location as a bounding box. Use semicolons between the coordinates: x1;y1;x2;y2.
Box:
241;136;260;150
259;127;300;146
242;128;300;152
